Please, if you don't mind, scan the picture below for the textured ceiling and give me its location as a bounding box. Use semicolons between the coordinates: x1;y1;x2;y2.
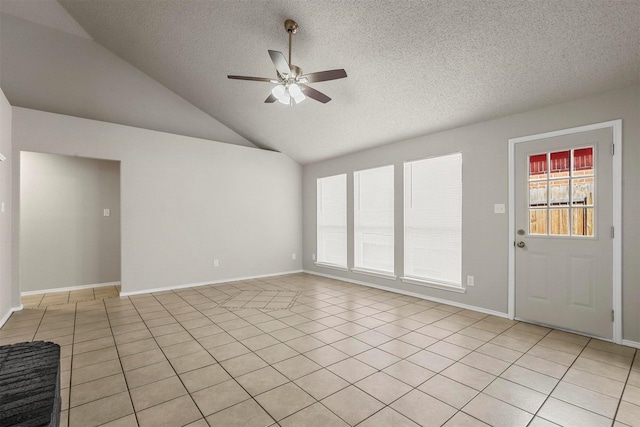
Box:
58;0;640;164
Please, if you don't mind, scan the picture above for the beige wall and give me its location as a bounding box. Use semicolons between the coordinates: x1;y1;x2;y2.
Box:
20;152;121;292
12;108;303;294
302;85;640;342
0;88;15;325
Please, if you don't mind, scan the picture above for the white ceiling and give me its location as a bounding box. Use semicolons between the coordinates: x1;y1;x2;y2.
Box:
48;1;640;163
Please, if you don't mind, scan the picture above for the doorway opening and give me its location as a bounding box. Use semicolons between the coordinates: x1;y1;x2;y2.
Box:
19;152;121;307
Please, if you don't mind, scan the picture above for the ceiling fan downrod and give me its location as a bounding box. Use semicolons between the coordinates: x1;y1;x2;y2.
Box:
284;19;298;68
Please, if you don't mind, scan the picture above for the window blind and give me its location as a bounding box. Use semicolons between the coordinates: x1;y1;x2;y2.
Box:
354;165;394;274
317;174;347;267
404;153;462;287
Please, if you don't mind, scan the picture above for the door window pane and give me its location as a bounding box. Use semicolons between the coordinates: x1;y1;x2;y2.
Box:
572;208;594;236
573;147;593;174
529;182;547;207
549;179;569;206
550;150;570;178
529;154;547;180
572;177;594;206
549;208;570;236
530;209;547;235
527;147;595;237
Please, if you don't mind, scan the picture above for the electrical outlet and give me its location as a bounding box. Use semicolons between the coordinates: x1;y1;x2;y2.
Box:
494;204;505;214
467;275;474;286
213;259;219;267
312;254;316;261
292;253;296;260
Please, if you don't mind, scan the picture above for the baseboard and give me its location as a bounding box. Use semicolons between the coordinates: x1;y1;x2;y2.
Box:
303;270;508;319
622;339;640;349
0;305;24;329
119;270;304;297
20;281;121;296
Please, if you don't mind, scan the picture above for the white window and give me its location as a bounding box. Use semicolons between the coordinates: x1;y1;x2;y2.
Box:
404;153;462;288
353;165;394;275
317;174;347;268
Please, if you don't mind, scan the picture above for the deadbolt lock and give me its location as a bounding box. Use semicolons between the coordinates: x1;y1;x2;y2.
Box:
517;241;526;248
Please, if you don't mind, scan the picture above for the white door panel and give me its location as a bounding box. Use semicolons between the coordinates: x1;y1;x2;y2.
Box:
515;127;613;339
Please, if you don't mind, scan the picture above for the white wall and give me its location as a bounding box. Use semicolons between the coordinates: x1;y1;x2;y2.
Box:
20;152;121;292
0;12;255;149
12;108;302;294
0;88;16;326
303;85;640;342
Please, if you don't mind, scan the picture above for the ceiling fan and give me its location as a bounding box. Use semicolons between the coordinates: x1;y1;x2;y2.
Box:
228;19;347;105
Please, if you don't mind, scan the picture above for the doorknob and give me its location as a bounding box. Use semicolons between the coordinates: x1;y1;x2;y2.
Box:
517;241;526;248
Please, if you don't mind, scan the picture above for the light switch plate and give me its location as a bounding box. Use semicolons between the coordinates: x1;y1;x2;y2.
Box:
103;208;111;217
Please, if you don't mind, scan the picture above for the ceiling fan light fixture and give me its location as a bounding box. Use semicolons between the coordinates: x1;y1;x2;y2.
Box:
271;83;304;105
272;84;286;100
289;83;305;103
272;84;290;104
278;91;291;105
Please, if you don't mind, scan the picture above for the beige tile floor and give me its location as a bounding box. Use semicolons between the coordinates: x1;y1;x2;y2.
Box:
1;273;639;426
21;285;121;308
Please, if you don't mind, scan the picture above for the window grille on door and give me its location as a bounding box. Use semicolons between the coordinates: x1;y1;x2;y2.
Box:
528;147;594;237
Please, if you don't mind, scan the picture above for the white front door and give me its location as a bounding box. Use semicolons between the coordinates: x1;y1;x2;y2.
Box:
514;127;614;339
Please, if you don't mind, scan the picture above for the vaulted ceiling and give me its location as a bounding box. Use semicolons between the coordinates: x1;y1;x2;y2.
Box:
10;1;640;163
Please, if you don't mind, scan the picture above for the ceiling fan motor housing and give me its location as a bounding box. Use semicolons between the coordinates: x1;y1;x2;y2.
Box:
289;65;302;78
284;19;299;34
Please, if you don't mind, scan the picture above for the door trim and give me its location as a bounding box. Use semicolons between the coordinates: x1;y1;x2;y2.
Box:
508;120;622;343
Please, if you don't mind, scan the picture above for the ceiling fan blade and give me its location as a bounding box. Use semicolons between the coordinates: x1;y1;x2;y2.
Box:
301;69;347;83
300;84;331;103
265;94;277;103
268;50;291;75
227;75;275;83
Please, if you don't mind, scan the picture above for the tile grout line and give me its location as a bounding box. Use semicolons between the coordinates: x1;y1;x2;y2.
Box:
147;287;278;425
526;334;618;425
61;300;78;427
97;295;141;427
167;283;328;425
610;347;638;425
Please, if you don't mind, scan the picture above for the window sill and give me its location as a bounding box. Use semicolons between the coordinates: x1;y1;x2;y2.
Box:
351;268;397;281
314;262;349;272
400;277;466;294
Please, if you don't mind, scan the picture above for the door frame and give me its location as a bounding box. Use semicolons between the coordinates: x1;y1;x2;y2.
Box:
508;120;622;343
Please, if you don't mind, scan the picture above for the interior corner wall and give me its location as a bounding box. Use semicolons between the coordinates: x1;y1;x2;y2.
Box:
11;108;303;295
0;87;16;326
302;85;640;342
20;152;121;292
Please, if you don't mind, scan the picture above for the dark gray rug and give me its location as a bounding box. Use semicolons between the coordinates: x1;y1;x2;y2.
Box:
0;341;61;427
